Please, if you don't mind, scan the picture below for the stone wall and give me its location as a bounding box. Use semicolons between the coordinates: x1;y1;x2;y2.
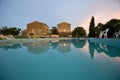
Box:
57;22;72;37
22;21;72;38
23;21;48;38
57;22;71;33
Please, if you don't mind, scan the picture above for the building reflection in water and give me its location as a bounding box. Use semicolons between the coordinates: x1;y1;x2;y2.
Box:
0;44;22;51
23;40;49;54
57;39;71;53
88;40;120;59
50;39;72;53
1;39;119;58
50;38;86;54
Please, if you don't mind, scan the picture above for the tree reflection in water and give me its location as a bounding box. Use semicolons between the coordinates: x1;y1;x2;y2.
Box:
50;38;87;54
2;39;119;58
23;38;87;54
0;44;22;51
72;39;86;48
88;40;120;59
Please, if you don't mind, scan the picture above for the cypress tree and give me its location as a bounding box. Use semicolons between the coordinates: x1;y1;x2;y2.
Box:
88;16;95;37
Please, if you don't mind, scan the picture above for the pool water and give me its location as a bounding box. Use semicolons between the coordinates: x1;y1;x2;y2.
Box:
0;38;120;80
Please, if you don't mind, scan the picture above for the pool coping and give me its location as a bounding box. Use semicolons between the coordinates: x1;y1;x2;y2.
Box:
0;38;86;46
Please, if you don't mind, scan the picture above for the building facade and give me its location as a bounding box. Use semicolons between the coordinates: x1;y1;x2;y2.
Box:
22;21;48;38
57;22;72;37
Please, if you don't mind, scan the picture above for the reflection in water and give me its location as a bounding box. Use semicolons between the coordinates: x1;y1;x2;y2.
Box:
88;41;95;59
0;39;86;54
50;39;86;53
0;44;22;51
50;39;59;49
1;39;119;59
23;40;49;54
50;39;72;53
88;40;120;59
72;39;86;48
57;39;71;53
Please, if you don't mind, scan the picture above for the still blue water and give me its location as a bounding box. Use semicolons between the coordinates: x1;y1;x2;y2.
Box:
0;38;120;80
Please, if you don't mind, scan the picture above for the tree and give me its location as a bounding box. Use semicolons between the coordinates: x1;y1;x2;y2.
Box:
95;23;104;37
88;16;95;37
94;18;120;38
51;27;58;34
114;23;120;32
0;26;21;35
72;26;86;37
0;26;8;35
103;19;120;38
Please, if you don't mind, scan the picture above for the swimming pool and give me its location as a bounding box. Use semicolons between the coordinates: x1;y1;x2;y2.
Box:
0;38;120;80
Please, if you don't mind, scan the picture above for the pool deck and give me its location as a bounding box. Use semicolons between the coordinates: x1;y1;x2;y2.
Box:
0;38;80;46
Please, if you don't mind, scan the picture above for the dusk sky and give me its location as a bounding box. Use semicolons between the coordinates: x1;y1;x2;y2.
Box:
0;0;120;33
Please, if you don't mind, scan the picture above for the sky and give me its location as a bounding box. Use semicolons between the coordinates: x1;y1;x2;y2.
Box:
0;0;120;33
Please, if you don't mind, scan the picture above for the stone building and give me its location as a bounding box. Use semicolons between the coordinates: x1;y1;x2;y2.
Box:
22;21;48;38
57;22;72;37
